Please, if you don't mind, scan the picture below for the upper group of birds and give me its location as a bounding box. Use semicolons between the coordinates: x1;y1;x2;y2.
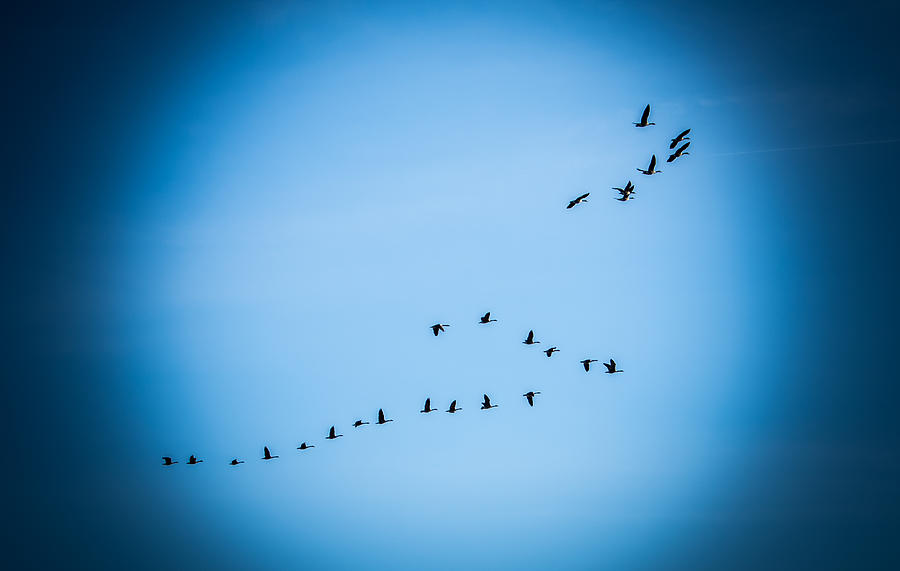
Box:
162;104;690;468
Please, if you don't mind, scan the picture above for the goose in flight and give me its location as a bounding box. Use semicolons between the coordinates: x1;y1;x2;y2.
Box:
353;419;369;428
567;193;590;209
326;426;343;440
376;408;394;424
634;104;655;127
479;312;497;324
637;155;661;175
162;456;178;466
262;446;279;460
580;359;599;372
523;391;541;407
612;180;635;195
670;128;691;149
481;394;498;410
667;141;691;162
523;330;540;345
186;455;203;465
446;400;462;413
603;359;623;374
421;398;436;413
297;442;315;450
431;323;450;336
544;346;560;357
230;459;245;466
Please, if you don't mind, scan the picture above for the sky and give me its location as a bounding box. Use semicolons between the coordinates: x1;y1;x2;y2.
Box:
6;1;900;569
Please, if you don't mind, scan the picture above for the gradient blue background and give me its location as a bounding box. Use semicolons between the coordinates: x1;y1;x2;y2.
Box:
6;1;899;569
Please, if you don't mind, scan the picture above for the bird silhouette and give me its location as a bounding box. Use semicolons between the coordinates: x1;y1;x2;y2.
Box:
544;346;560;357
523;391;541;406
523;330;540;345
431;323;450;336
567;192;590;209
377;408;394;424
326;426;343;440
186;455;203;465
670;128;691;149
634;104;655;127
421;398;436;413
230;459;245;465
446;400;462;413
603;359;623;374
297;442;315;450
667;141;691;162
612;180;635;195
162;456;178;466
353;419;369;428
262;446;279;460
637;154;662;175
481;394;498;410
580;359;599;372
479;312;497;324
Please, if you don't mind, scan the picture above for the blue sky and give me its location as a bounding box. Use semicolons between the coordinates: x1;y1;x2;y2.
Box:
7;1;899;569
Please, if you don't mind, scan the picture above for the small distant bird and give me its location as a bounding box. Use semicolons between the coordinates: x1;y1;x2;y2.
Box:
376;408;393;424
297;442;315;450
580;359;598;372
567;193;590;209
326;426;343;440
634;104;655;127
421;398;436;413
481;394;498;410
186;455;203;465
431;323;450;336
446;400;462;413
612;181;635;195
544;346;560;357
262;446;279;460
667;141;691;162
670;128;691;149
230;459;245;465
162;456;177;466
353;419;369;428
603;359;623;374
523;330;540;345
523;391;541;406
479;312;497;324
637;154;661;175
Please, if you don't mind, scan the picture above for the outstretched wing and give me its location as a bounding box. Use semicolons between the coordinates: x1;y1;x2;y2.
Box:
526;394;534;406
677;141;690;154
329;426;336;438
610;358;617;369
641;104;650;124
583;361;590;371
483;394;491;407
649;155;657;171
578;193;590;201
526;330;534;343
378;409;385;423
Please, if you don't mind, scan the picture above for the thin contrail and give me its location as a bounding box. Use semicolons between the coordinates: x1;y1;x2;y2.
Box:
709;138;900;157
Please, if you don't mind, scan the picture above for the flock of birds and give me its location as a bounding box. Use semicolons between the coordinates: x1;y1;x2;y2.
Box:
161;104;690;468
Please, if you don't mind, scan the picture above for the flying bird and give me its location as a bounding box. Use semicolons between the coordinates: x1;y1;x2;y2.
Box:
421;398;436;413
353;419;369;428
297;442;315;450
667;141;691;162
230;459;245;465
446;400;462;413
670;128;691;149
376;408;394;424
431;323;450;336
634;104;655;127
603;359;623;374
544;346;560;357
326;426;343;440
637;154;662;175
612;181;635;195
162;456;177;466
580;359;598;372
186;455;203;465
479;312;497;324
481;394;498;410
262;446;279;460
523;391;541;407
567;192;590;209
523;330;540;345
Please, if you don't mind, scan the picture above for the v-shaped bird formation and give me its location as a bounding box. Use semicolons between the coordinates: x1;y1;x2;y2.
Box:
163;105;691;468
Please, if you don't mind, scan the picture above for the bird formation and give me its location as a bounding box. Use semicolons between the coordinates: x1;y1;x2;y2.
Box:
163;105;688;469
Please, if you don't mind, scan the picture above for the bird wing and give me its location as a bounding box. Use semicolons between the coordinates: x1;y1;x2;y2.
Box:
450;400;456;410
641;104;650;124
527;394;534;406
432;325;439;336
566;201;576;209
681;128;691;138
425;398;431;409
483;394;491;406
583;361;590;371
329;426;336;438
610;358;617;369
649;155;657;170
676;142;690;154
526;330;534;343
378;409;385;423
483;312;490;321
578;193;590;201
